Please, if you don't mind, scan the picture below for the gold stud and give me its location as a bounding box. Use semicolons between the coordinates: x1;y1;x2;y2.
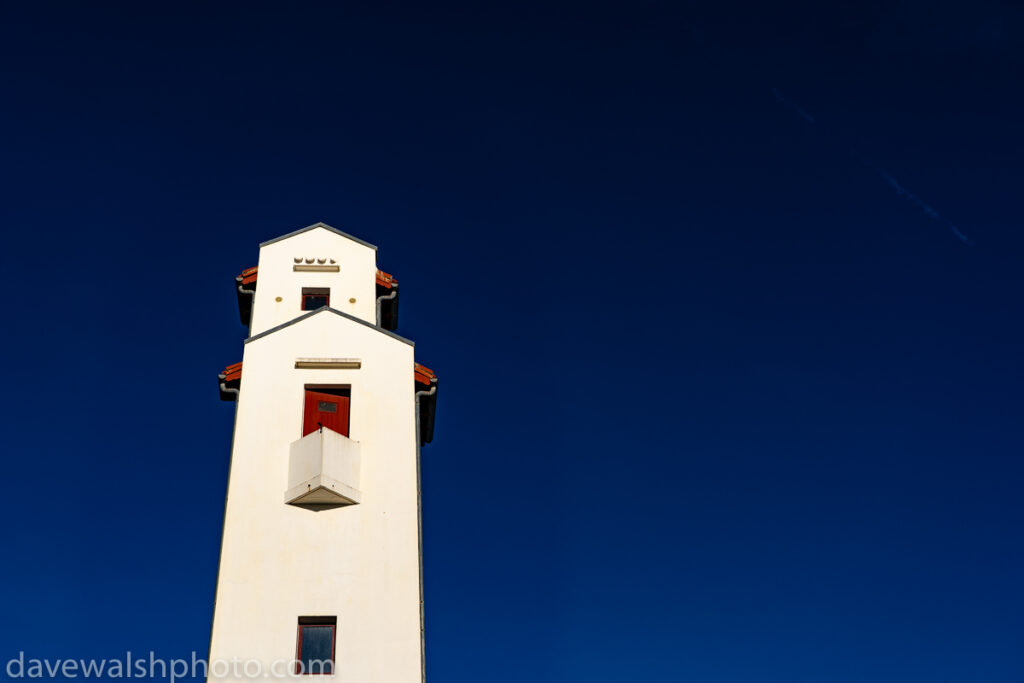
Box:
349;298;356;304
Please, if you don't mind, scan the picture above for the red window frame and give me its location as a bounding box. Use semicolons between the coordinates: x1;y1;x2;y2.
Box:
295;618;336;676
301;287;330;311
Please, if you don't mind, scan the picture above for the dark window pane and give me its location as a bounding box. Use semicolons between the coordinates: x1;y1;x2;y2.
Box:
303;294;329;310
317;401;337;413
299;625;334;674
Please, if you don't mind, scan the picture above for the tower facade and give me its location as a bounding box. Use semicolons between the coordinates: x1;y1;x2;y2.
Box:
210;223;437;682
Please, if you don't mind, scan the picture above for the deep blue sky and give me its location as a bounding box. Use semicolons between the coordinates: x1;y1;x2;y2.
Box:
1;2;1023;681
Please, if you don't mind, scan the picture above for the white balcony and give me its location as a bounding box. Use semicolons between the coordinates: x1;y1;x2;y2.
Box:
285;428;362;509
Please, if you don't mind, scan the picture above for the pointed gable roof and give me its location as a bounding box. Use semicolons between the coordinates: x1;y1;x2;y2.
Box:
259;222;378;251
244;306;414;347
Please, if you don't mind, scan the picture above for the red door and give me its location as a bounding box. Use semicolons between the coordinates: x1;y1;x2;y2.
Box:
303;390;350;437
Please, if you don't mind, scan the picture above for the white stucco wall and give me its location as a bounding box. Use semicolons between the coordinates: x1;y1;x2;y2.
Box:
208;229;422;683
249;227;379;335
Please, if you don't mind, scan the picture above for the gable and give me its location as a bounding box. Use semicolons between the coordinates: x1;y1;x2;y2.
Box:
259;222;378;251
245;307;414;348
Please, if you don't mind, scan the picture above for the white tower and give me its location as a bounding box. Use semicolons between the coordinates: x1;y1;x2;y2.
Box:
210;223;437;683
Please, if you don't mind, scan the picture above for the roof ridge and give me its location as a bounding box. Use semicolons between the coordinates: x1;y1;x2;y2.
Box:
259;222;378;251
244;306;414;347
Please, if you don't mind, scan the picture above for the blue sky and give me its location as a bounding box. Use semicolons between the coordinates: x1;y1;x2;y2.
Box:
1;2;1022;681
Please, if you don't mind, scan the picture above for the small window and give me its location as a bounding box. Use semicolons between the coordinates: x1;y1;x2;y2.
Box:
302;287;330;310
296;617;336;675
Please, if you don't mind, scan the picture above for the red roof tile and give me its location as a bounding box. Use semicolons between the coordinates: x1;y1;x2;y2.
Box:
237;267;258;286
220;362;243;383
414;363;436;386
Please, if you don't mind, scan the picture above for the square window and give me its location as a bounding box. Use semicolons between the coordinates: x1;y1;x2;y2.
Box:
296;617;336;675
302;288;330;311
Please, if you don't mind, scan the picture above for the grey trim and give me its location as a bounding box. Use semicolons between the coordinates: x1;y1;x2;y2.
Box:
236;280;255;328
376;287;398;327
218;378;240;400
414;384;431;683
244;307;415;347
206;380;243;679
259;222;378;251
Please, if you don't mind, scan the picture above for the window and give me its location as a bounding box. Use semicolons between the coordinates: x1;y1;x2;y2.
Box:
303;386;350;437
301;287;330;310
296;617;336;675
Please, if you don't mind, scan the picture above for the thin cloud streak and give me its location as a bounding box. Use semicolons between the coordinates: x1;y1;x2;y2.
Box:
874;167;973;245
771;87;816;123
771;88;973;245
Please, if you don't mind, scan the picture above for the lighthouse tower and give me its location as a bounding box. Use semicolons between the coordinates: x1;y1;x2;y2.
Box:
210;223;437;683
